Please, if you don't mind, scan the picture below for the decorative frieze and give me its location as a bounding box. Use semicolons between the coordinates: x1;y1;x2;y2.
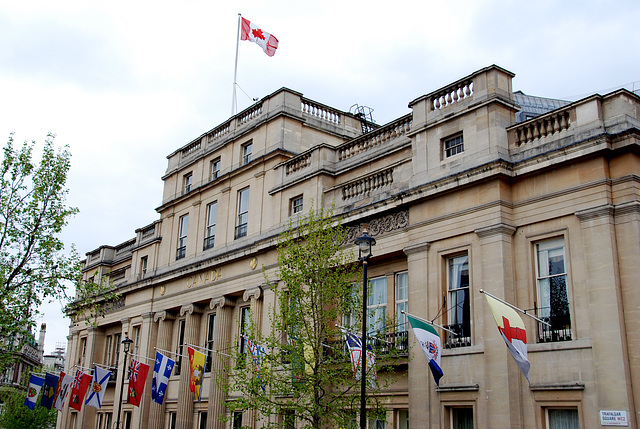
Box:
344;210;409;244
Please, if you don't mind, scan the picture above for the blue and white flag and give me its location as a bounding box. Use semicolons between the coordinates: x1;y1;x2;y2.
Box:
344;331;376;389
24;374;45;410
407;314;444;385
85;365;112;408
152;351;175;405
245;337;267;391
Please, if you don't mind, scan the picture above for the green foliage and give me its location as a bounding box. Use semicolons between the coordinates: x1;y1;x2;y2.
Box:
0;386;57;429
0;133;118;372
219;202;384;428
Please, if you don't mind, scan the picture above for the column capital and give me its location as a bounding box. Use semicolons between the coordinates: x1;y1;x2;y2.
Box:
141;312;155;320
575;204;614;222
474;223;516;239
154;310;176;323
210;295;236;310
243;287;262;302
403;241;430;256
180;303;205;317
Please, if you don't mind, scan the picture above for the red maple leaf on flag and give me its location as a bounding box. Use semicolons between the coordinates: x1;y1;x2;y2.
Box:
251;28;266;40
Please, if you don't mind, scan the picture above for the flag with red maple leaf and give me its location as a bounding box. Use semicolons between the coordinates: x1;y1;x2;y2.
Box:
240;17;279;57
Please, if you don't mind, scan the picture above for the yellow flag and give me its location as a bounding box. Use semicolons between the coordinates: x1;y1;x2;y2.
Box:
188;346;206;401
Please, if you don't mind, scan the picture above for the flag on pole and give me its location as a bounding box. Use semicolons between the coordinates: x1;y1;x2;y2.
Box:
485;293;531;381
240;17;279;57
53;371;73;411
152;352;175;405
41;372;59;409
24;374;45;410
127;359;150;407
407;314;444;385
344;331;376;389
69;370;91;411
188;347;206;401
85;365;112;409
245;337;267;391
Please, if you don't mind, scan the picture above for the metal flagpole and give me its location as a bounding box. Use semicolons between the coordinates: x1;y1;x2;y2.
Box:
231;13;242;116
480;289;551;326
401;310;459;336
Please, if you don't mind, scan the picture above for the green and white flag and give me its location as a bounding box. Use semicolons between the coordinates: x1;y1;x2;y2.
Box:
407;314;444;385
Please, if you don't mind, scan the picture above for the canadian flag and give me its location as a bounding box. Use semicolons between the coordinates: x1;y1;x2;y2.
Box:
241;17;279;57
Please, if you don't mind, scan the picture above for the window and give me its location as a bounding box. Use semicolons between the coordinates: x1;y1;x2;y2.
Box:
199;412;208;429
283;410;295;429
235;188;249;239
368;276;387;334
183;172;193;194
232;412;243;429
343;283;359;331
132;325;141;357
140;256;148;278
124;411;132;429
112;333;121;379
395;271;409;352
169;412;177;429
205;313;216;372
78;337;87;366
450;407;473;429
546;408;579;429
445;254;471;348
368;419;386;429
536;238;571;342
176;214;189;260
204;202;217;250
175;320;185;375
397;409;409;429
242;142;252;165
239;307;250;354
290;195;303;215
444;134;464;158
210;158;221;180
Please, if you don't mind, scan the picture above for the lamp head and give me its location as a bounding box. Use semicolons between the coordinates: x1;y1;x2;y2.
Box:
122;334;133;353
354;225;376;261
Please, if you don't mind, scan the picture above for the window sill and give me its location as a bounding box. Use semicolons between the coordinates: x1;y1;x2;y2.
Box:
529;338;592;353
441;344;484;357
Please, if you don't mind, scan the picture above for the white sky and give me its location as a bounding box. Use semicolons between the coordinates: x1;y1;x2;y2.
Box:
1;0;638;355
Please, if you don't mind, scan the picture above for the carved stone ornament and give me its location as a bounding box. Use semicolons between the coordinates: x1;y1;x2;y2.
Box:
344;210;409;245
210;296;236;310
243;287;262;302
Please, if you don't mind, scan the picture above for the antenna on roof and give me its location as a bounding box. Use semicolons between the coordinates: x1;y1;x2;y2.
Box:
349;104;376;134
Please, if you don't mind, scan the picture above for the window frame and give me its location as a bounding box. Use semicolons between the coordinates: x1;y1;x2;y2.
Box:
235;187;249;239
535;237;572;343
176;214;189;260
367;276;387;335
241;141;252;165
239;307;251;354
210;158;221;181
290;195;303;215
443;133;464;158
205;313;216;373
204;201;217;250
183;172;193;194
444;252;471;348
140;256;148;278
175;319;186;376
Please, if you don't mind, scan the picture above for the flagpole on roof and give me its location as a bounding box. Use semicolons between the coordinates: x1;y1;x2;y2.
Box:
401;310;459;336
480;289;551;326
232;13;241;116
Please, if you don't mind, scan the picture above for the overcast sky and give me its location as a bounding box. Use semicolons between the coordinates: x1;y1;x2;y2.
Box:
1;0;638;354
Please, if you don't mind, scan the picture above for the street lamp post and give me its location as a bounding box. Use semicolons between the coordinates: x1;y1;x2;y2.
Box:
354;227;376;429
115;334;133;429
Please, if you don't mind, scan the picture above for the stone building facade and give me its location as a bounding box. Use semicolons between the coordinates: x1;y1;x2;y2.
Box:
60;65;640;428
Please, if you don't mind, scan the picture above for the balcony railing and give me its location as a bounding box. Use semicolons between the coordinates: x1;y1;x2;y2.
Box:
443;322;471;348
203;235;215;250
529;305;572;343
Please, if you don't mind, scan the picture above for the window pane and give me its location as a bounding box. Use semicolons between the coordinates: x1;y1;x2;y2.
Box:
536;238;571;342
368;277;387;333
451;407;473;429
548;408;579;429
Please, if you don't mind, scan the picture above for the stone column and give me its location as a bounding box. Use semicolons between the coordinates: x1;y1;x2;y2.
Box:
474;223;520;428
242;288;262;427
58;331;79;429
577;205;633;422
177;304;203;429
149;311;176;429
80;326;99;427
403;242;430;428
207;296;236;429
115;318;131;429
137;312;156;428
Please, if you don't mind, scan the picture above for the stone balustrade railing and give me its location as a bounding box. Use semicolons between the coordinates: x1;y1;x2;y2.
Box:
338;114;411;161
115;239;135;257
342;168;394;200
238;102;263;125
141;224;156;240
301;98;341;124
431;78;474;111
510;108;572;147
181;140;201;157
285;152;312;176
207;121;231;143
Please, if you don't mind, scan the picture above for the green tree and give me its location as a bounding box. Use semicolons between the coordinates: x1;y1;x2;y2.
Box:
0;386;57;429
0;133;117;372
219;203;384;428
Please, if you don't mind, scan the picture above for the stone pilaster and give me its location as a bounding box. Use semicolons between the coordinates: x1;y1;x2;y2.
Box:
149;311;176;429
137;312;156;428
207;296;236;429
177;304;203;429
242;288;262;427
